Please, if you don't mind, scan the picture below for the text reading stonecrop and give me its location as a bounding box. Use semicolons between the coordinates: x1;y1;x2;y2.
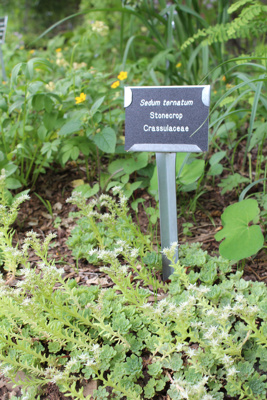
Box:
150;112;183;119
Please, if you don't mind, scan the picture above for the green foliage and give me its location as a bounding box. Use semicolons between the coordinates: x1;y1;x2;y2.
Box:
0;189;266;399
0;5;266;397
181;0;267;51
215;199;264;261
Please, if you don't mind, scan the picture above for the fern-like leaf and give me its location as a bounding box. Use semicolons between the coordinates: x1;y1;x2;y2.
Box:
181;1;267;51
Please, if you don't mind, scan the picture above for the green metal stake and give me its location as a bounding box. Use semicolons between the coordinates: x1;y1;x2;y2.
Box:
156;152;178;281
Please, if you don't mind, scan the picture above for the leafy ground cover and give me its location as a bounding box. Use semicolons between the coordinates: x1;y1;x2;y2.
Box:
0;0;266;399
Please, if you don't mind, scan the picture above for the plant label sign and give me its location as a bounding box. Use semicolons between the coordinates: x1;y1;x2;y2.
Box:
124;85;210;153
0;16;8;44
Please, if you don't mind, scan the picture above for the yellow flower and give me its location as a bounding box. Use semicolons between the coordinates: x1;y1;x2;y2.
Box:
222;75;226;82
176;62;182;68
111;80;120;89
75;93;87;104
56;48;62;52
117;71;127;81
29;49;35;54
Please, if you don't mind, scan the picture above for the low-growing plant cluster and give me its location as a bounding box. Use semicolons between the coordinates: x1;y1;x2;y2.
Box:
0;184;266;400
0;1;266;399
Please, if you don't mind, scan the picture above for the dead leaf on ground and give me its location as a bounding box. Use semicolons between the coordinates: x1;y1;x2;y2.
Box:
41;212;53;220
71;179;84;188
53;202;63;211
82;379;98;398
86;276;110;286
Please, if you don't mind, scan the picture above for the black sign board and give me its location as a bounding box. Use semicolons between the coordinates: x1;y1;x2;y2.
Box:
124;85;210;153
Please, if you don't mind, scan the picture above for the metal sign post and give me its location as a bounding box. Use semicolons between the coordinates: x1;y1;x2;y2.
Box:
0;16;8;81
156;152;178;280
124;85;210;280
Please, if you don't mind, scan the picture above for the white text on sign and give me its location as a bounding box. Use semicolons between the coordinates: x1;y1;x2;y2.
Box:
140;99;194;106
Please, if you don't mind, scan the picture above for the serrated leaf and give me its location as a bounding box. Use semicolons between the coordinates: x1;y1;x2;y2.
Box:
218;173;249;195
215;199;264;261
93;127;116;153
71;146;80;160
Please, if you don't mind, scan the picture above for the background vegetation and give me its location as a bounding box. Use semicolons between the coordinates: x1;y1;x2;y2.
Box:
0;0;266;399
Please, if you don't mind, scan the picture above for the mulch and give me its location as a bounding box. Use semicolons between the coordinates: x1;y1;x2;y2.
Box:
0;161;266;399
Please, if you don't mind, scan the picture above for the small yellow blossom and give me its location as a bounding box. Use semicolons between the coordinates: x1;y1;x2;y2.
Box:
2;81;6;85
222;75;226;82
214;90;217;94
75;93;87;104
29;49;35;54
111;80;120;89
56;48;62;53
176;62;182;68
19;46;25;50
117;71;127;81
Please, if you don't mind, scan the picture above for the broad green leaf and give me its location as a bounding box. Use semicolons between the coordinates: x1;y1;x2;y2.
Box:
0;98;7;112
215;199;264;261
208;163;223;176
123;153;149;175
179;159;204;186
37;126;47;141
9;99;25;114
74;183;99;198
11;62;24;86
58;120;82;136
5;177;22;189
93;127;116;153
216;121;236;138
43;111;58;131
44;95;54;113
148;165;159;200
209;151;226;166
249;122;267;151
91;96;105;115
71;146;80;160
0;163;18;177
123;181;142;198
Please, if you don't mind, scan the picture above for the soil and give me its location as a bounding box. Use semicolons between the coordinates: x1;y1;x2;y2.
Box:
0;161;266;399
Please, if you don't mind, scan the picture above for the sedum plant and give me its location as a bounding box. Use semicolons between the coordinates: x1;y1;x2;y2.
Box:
0;188;266;400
